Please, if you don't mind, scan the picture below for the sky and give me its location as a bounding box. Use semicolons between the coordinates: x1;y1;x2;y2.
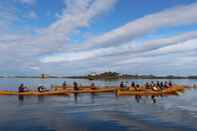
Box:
1;0;197;76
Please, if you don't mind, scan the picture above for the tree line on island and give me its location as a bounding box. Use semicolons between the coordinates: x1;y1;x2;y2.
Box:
67;72;197;80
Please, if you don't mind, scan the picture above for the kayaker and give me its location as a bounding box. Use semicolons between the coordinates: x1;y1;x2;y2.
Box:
135;84;140;91
164;81;169;88
37;85;47;92
73;81;79;91
125;81;129;88
131;82;135;87
150;81;155;88
18;84;25;93
156;81;160;88
18;84;29;93
62;81;66;87
145;82;150;89
62;81;67;89
91;83;96;90
168;81;173;87
151;81;159;91
152;86;159;91
120;81;124;88
160;81;164;89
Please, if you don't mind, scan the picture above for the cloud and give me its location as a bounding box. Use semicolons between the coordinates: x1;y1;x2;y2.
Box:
39;2;197;75
114;41;197;66
77;2;197;49
39;29;197;75
0;0;118;74
39;1;197;75
41;30;197;63
39;0;118;47
144;39;197;56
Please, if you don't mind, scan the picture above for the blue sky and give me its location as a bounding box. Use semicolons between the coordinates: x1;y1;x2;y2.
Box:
0;0;197;76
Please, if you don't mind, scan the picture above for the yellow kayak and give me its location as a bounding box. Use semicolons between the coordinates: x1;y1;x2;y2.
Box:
116;85;185;96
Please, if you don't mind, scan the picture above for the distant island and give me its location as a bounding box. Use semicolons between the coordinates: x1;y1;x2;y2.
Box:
66;72;197;80
1;72;197;80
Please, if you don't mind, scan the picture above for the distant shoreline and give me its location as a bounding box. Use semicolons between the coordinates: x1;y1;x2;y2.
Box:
0;75;197;80
65;76;197;80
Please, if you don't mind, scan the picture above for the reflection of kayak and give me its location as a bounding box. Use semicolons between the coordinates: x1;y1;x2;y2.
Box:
0;90;69;96
116;85;185;96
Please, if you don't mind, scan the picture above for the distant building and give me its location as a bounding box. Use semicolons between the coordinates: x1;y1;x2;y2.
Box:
89;72;97;76
41;74;48;79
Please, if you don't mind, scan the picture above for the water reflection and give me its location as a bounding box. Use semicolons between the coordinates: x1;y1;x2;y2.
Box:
151;96;157;103
2;88;197;131
133;95;158;104
135;95;142;103
37;96;45;103
17;93;160;107
73;93;97;104
74;93;78;104
18;95;24;105
91;93;95;104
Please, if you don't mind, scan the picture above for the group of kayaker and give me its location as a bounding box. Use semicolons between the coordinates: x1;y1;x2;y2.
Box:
62;81;96;90
145;81;173;90
120;81;173;91
18;83;48;93
18;80;173;93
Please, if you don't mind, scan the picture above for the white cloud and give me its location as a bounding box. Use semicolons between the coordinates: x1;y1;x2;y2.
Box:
41;30;197;63
145;39;197;56
40;29;197;75
0;0;118;74
39;0;117;47
78;2;197;49
39;2;197;76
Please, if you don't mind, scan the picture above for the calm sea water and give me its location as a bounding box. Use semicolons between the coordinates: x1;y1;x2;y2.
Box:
0;78;197;131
